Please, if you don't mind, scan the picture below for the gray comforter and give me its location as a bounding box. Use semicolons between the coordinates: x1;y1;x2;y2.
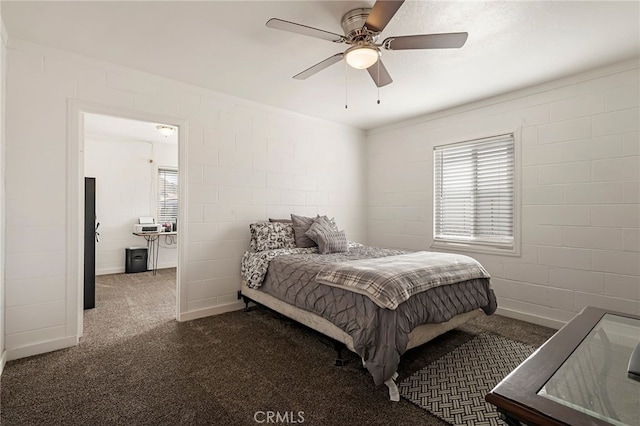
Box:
249;246;497;386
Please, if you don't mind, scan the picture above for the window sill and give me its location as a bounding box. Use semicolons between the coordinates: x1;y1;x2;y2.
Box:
430;240;520;257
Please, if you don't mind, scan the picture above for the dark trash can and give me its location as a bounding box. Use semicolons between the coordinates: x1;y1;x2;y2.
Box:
125;247;148;273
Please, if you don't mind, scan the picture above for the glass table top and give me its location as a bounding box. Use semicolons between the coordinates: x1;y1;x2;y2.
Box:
538;313;640;426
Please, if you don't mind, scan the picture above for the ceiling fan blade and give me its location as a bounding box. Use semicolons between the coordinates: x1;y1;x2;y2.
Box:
383;32;469;50
293;53;344;80
266;18;345;43
366;59;393;87
364;0;405;33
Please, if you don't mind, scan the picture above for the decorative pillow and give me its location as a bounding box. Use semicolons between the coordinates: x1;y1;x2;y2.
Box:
249;222;296;252
290;214;318;248
316;230;349;254
318;215;339;232
304;216;338;244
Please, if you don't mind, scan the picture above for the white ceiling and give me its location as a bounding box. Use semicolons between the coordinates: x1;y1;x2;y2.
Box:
3;1;639;130
84;113;178;145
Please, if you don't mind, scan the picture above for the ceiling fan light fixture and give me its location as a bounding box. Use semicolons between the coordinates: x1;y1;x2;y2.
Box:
156;124;175;137
345;45;380;69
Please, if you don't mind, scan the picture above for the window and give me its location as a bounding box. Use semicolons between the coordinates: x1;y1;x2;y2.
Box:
157;167;178;224
433;133;516;254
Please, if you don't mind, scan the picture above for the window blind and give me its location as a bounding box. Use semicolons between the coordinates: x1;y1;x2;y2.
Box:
434;134;515;247
157;168;178;224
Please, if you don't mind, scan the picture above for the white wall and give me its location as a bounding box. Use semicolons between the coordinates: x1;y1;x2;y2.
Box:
84;136;178;274
367;59;640;328
8;37;635;362
0;7;7;373
4;39;366;360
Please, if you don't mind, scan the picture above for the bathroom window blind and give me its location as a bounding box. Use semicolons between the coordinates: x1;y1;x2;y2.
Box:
434;134;515;248
157;168;178;224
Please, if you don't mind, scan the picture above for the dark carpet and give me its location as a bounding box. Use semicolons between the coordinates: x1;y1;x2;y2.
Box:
0;269;555;425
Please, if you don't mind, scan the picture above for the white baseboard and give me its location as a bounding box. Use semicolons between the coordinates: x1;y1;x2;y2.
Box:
6;336;78;362
177;301;566;331
178;300;245;322
0;349;7;376
0;306;561;367
96;267;124;276
96;263;177;276
495;306;565;330
155;262;177;271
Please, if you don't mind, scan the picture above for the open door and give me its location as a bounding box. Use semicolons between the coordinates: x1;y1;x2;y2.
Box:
84;177;97;309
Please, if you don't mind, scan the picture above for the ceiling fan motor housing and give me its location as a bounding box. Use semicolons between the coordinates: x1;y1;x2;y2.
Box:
341;8;379;43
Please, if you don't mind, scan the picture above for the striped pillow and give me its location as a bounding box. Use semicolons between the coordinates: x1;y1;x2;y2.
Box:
315;230;349;254
304;216;337;244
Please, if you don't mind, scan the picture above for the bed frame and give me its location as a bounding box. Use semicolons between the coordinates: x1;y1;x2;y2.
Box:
240;281;483;400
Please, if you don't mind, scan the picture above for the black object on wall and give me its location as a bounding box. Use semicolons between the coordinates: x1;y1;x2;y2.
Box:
84;177;96;310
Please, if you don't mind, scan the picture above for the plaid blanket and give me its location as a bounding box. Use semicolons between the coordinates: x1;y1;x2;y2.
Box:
314;251;490;310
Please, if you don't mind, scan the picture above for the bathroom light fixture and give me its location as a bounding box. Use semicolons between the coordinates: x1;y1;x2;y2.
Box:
156;125;175;137
344;44;380;69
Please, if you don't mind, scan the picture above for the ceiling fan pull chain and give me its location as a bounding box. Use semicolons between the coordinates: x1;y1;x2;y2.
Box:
345;59;348;109
377;60;381;104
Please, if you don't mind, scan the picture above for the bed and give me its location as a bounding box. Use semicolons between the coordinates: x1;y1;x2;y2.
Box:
240;216;497;401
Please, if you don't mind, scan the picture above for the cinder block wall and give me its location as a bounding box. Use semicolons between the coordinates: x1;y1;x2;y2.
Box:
366;59;639;328
3;39;367;360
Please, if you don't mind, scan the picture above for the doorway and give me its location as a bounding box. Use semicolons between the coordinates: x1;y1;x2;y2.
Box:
68;101;187;339
83;113;179;276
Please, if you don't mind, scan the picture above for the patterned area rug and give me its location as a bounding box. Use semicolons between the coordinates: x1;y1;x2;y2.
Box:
399;333;536;426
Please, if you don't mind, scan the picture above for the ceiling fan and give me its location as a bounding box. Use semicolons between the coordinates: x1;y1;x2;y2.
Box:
266;0;468;88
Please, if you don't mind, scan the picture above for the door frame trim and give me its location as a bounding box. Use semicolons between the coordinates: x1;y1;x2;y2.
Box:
67;100;188;338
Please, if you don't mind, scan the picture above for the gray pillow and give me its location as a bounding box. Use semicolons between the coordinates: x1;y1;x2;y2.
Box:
316;230;349;254
290;214;317;248
304;216;338;244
